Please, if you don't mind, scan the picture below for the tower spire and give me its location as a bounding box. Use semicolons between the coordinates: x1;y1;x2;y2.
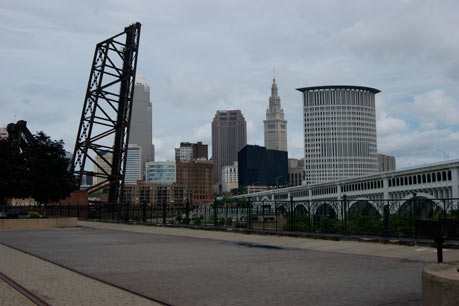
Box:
271;76;278;98
264;76;287;152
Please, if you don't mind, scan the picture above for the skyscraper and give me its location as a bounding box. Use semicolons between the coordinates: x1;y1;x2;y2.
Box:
264;78;287;151
238;145;288;188
297;85;379;185
125;144;143;185
129;71;154;176
212;110;247;190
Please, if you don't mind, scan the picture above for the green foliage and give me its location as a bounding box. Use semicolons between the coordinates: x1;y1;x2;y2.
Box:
0;139;31;205
193;217;202;225
286;214;310;232
0;131;77;206
176;214;183;223
347;212;384;236
28;211;40;218
226;217;233;227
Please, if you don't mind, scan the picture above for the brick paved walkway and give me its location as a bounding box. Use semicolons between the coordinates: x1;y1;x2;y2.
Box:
0;243;160;306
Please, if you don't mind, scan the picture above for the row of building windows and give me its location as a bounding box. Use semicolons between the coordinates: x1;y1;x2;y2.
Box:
306;163;377;169
342;180;383;192
303;89;375;107
311;186;338;196
389;171;452;187
274;193;289;200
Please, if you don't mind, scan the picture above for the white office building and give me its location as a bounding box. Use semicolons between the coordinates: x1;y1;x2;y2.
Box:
146;161;176;185
125;145;143;185
297;85;380;185
175;143;194;162
222;161;238;193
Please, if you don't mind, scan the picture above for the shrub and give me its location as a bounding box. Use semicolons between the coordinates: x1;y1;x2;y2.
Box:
28;211;40;218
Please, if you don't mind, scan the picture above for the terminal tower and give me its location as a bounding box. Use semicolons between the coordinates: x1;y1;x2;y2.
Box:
264;78;287;151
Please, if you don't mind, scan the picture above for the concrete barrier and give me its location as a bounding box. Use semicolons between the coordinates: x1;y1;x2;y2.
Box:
0;218;77;230
423;261;459;306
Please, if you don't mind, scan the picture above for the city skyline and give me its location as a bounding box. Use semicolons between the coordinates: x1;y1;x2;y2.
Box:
1;1;459;168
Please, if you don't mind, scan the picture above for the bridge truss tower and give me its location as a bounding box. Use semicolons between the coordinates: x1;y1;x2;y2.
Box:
71;23;141;205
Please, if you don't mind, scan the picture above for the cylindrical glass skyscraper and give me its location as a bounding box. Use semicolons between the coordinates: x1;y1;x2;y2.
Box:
296;85;380;185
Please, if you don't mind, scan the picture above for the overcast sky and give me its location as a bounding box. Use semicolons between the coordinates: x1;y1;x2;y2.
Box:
1;0;459;168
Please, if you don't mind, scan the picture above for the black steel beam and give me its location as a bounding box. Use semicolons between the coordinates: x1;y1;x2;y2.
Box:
71;23;141;205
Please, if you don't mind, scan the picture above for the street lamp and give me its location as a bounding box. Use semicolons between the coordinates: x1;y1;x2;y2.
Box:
276;176;283;189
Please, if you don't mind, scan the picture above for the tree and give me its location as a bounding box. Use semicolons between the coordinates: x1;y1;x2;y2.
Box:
0;139;31;207
0;131;76;209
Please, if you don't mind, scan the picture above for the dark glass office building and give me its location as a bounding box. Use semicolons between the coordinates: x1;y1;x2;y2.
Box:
238;145;288;187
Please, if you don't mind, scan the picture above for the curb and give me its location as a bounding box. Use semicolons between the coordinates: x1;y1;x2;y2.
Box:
79;219;459;249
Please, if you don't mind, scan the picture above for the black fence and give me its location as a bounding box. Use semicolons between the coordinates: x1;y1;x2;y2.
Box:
3;196;459;240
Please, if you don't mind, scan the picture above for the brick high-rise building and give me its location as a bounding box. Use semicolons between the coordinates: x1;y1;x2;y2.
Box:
193;141;208;160
123;183;184;204
212;110;247;190
176;160;213;203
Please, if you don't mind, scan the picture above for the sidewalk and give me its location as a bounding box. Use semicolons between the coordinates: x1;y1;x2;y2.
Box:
0;243;161;306
79;220;459;262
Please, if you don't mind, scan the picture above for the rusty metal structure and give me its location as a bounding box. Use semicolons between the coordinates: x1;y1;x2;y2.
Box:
71;23;141;205
6;120;35;152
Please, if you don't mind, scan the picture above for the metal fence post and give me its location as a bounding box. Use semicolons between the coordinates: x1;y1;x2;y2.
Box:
186;200;190;225
443;199;447;219
142;202;146;223
162;199;166;224
383;204;390;237
343;195;348;235
226;204;228;227
275;204;278;231
290;196;294;232
214;200;218;227
125;202;129;223
98;201;101;220
247;198;252;229
262;204;265;230
411;192;417;233
77;203;80;219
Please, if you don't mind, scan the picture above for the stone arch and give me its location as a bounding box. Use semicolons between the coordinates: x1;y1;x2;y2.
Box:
260;195;271;202
348;199;382;218
276;205;288;216
349;197;380;211
294;203;308;215
313;202;338;219
397;195;442;219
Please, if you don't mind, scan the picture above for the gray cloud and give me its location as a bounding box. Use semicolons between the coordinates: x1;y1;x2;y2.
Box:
1;0;459;167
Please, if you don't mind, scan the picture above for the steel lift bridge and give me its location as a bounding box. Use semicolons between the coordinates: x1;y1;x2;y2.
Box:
71;23;141;206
